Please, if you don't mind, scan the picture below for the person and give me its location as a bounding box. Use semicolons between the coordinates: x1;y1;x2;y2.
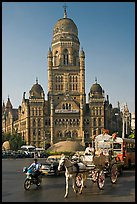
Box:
85;143;95;155
28;158;41;182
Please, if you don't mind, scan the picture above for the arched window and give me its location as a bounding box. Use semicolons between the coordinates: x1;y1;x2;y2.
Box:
57;131;62;138
38;129;41;136
33;119;36;127
66;103;68;110
63;49;69;65
69;76;72;82
93;118;96;126
32;108;34;116
38;118;41;127
73;51;77;66
84;131;89;141
69;104;71;110
61;76;63;82
72;130;78;138
98;118;101;126
54;51;58;66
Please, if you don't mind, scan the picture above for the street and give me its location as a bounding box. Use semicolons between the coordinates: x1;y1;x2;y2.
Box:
2;158;135;202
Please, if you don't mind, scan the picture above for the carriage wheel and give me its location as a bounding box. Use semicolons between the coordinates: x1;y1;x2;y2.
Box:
91;169;98;182
97;170;105;190
110;163;118;184
75;174;82;188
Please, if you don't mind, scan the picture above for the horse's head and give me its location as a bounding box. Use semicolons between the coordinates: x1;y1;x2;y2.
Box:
58;155;66;171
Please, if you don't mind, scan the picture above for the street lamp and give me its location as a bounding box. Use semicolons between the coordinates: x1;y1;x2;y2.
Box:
115;113;118;132
121;106;125;139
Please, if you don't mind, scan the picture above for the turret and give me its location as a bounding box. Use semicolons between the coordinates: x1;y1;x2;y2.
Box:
47;48;53;93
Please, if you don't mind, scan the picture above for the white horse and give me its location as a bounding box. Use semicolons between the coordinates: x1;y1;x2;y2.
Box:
58;155;88;198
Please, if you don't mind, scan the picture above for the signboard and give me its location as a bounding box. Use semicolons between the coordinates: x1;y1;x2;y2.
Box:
55;109;79;113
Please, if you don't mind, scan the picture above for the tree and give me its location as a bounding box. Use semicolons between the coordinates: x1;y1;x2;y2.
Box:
128;133;135;139
10;133;25;150
2;132;25;151
2;132;11;143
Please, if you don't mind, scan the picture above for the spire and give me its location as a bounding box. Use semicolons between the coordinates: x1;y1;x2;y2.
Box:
118;101;120;109
95;77;97;83
6;96;12;109
2;100;5;113
80;47;85;57
63;3;67;18
23;92;26;100
36;77;38;84
3;100;5;107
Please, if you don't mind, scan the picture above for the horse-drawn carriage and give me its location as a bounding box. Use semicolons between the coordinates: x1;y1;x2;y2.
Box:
58;151;118;198
73;149;118;188
58;133;119;198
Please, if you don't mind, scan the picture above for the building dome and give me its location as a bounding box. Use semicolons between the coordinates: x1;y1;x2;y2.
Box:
53;18;78;37
47;141;85;152
31;83;43;93
90;82;102;94
52;8;79;45
29;79;44;99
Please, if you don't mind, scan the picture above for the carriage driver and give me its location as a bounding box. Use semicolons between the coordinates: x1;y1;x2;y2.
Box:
85;143;95;155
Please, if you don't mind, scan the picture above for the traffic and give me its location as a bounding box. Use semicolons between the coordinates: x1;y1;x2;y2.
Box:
2;132;135;201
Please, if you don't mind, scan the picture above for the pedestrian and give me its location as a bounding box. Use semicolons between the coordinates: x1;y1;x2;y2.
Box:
85;143;95;155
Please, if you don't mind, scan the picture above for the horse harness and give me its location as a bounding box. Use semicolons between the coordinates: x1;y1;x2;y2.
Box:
62;158;80;176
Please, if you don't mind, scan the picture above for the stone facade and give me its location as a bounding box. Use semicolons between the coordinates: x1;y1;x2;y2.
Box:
2;9;131;148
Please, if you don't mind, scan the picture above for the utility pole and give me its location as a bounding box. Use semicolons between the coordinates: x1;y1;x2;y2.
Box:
122;106;125;139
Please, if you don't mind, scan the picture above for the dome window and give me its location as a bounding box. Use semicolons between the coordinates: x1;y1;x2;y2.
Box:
63;49;68;65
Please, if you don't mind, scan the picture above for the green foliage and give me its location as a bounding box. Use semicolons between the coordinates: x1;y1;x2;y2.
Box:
2;132;11;143
2;132;25;151
128;133;135;139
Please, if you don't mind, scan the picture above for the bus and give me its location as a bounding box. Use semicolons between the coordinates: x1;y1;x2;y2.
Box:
20;145;36;157
95;134;135;169
112;138;135;169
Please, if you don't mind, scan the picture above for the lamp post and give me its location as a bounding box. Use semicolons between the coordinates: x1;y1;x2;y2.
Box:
122;106;125;139
92;135;95;149
115;113;118;132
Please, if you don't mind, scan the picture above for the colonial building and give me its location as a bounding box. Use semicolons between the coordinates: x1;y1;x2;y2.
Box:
2;8;131;148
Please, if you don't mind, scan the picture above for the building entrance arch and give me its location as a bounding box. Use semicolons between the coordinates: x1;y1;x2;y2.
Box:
64;130;71;138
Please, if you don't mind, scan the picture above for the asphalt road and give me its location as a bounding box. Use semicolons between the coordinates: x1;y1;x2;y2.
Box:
2;158;135;202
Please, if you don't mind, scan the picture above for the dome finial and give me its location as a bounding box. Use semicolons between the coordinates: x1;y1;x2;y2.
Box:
63;3;67;18
95;77;97;83
36;77;38;84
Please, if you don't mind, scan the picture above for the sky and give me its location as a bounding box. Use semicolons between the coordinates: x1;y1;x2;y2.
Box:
2;2;135;113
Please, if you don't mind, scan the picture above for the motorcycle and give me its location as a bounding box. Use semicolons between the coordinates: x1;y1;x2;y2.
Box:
23;167;42;190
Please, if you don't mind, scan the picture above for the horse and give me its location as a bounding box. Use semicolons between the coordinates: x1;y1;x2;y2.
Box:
58;155;88;198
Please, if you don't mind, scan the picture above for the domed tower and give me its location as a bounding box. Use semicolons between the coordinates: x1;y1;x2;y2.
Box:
29;78;45;99
88;78;105;136
47;7;86;144
28;78;45;147
48;6;85;101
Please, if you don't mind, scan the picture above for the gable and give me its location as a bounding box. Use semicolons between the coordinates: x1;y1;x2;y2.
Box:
55;95;80;114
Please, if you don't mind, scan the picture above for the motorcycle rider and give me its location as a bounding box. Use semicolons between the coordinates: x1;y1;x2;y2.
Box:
28;158;41;183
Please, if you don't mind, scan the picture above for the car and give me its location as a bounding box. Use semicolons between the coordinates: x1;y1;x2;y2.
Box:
41;155;62;176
